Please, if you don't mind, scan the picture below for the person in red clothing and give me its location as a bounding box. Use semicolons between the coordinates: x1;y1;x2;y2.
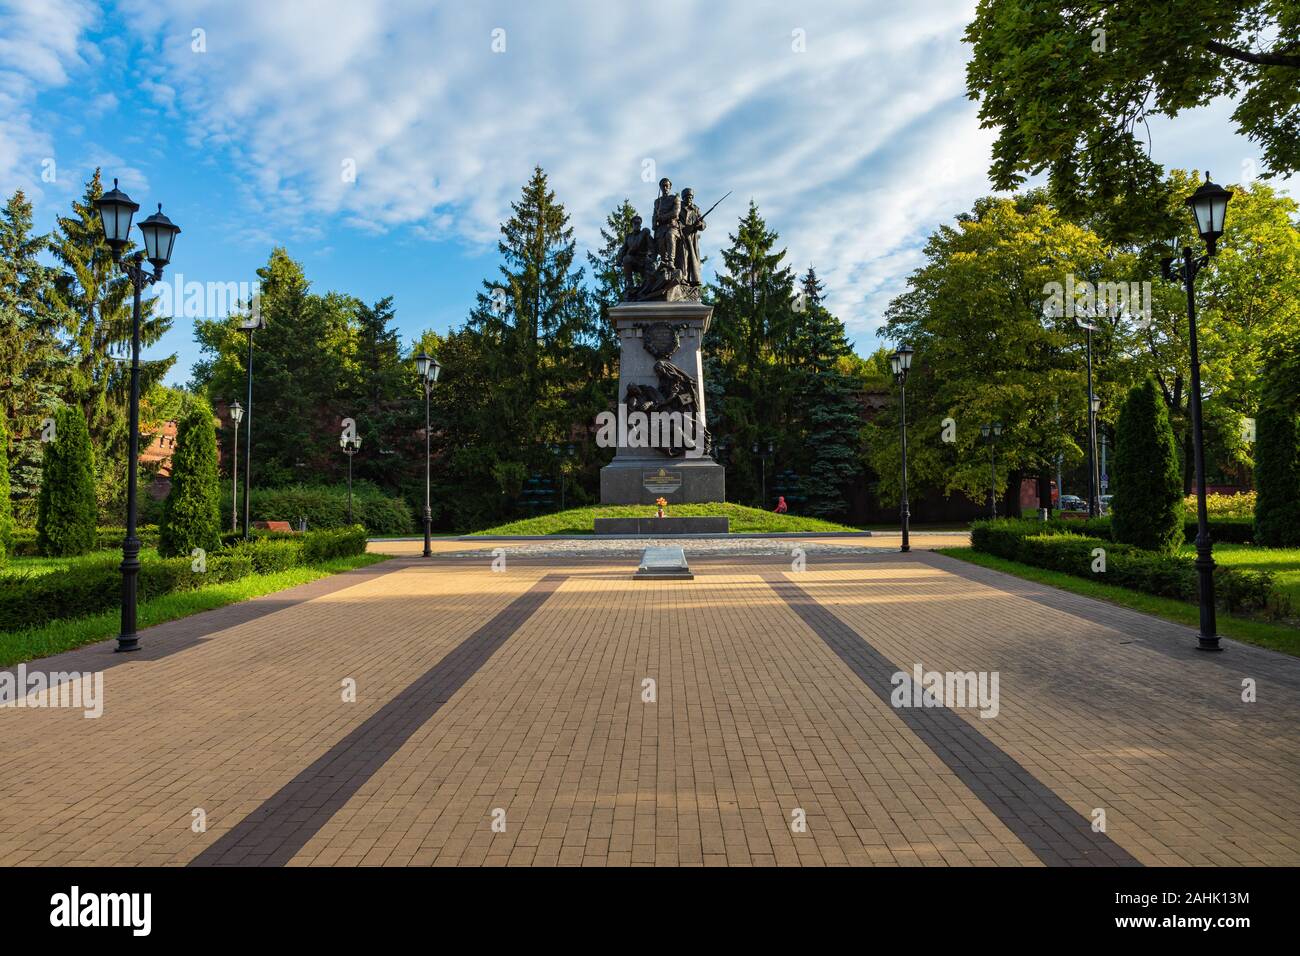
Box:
773;495;788;514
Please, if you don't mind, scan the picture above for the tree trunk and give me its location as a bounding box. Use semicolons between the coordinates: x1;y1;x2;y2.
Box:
1037;467;1053;514
1003;469;1024;518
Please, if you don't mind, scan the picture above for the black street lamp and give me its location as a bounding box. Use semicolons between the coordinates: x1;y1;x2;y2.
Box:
1162;172;1232;652
415;351;441;557
95;181;180;653
1089;394;1102;515
239;311;266;540
890;344;914;553
1076;316;1102;517
340;433;361;523
549;442;576;511
751;439;774;508
229;401;243;532
980;421;1003;519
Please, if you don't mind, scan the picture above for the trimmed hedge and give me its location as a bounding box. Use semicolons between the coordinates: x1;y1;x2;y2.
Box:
159;404;222;558
6;525;161;557
970;519;1275;614
0;524;369;632
1037;514;1254;544
225;483;413;534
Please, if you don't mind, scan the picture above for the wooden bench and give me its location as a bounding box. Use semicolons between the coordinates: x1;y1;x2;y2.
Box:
252;521;295;532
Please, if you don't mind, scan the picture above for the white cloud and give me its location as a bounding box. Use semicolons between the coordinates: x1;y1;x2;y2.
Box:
98;0;1294;347
0;0;96;198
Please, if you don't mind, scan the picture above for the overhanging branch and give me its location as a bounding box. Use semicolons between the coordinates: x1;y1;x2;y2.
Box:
1205;40;1300;68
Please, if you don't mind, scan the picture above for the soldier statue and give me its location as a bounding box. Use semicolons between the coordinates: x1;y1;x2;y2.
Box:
652;177;682;281
617;215;655;299
676;187;706;287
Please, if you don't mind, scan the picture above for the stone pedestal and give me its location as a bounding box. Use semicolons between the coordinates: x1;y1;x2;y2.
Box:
599;301;726;504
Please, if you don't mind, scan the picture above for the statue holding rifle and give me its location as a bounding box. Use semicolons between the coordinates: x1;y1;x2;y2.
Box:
624;179;730;302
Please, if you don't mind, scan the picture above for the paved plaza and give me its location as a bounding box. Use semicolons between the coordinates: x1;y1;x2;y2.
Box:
2;537;1297;867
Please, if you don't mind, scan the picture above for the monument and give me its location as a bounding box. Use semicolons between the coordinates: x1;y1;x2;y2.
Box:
598;177;728;505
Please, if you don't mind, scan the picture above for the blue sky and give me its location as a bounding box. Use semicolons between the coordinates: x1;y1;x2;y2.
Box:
2;0;1292;388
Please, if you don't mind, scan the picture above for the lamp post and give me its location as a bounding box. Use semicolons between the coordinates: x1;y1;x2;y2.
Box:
751;439;774;509
1162;172;1232;652
340;434;361;523
1076;317;1101;518
1089;394;1102;516
240;311;266;540
414;351;442;557
890;345;914;553
549;442;576;511
229;401;243;532
94;181;180;653
980;421;1003;519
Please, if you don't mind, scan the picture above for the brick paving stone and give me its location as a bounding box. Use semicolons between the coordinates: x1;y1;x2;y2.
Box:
0;548;1295;866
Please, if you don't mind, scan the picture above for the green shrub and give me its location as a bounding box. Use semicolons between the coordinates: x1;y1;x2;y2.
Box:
1254;349;1300;547
159;405;222;558
231;537;304;574
228;483;412;534
6;525;160;557
301;525;368;563
1111;377;1183;554
970;519;1275;613
35;406;98;556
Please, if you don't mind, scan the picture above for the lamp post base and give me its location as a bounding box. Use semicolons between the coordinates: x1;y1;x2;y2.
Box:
1196;636;1223;652
115;637;140;653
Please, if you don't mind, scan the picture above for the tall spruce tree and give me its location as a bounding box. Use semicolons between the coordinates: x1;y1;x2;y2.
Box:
159;401;222;557
705;202;798;505
455;167;595;511
193;248;351;488
0;190;65;519
794;268;862;518
1111;377;1183;553
36;405;97;556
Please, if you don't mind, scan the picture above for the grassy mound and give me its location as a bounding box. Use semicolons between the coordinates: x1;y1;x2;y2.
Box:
473;502;860;536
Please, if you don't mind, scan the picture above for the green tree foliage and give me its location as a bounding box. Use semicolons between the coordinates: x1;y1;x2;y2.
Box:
35;405;97;556
874;194;1115;513
159;401;223;557
193;248;351;488
964;1;1300;243
0;189;65;520
1254;343;1300;546
1111;378;1183;553
705;201;798;506
433;167;604;526
793;268;862;518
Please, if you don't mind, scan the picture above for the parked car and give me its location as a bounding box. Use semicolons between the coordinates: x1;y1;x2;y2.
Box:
1057;495;1087;513
1099;494;1113;514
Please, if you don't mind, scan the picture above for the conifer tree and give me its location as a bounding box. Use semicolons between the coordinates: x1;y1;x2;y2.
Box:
159;401;222;558
0;190;65;518
1112;377;1183;552
36;406;97;556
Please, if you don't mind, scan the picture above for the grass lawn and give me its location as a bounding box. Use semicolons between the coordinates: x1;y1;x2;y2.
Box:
0;553;391;667
1196;542;1300;609
473;502;862;536
3;548;159;577
937;547;1300;658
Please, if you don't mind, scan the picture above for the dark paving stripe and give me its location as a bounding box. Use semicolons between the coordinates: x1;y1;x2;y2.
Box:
766;573;1141;867
188;573;565;867
915;551;1300;691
